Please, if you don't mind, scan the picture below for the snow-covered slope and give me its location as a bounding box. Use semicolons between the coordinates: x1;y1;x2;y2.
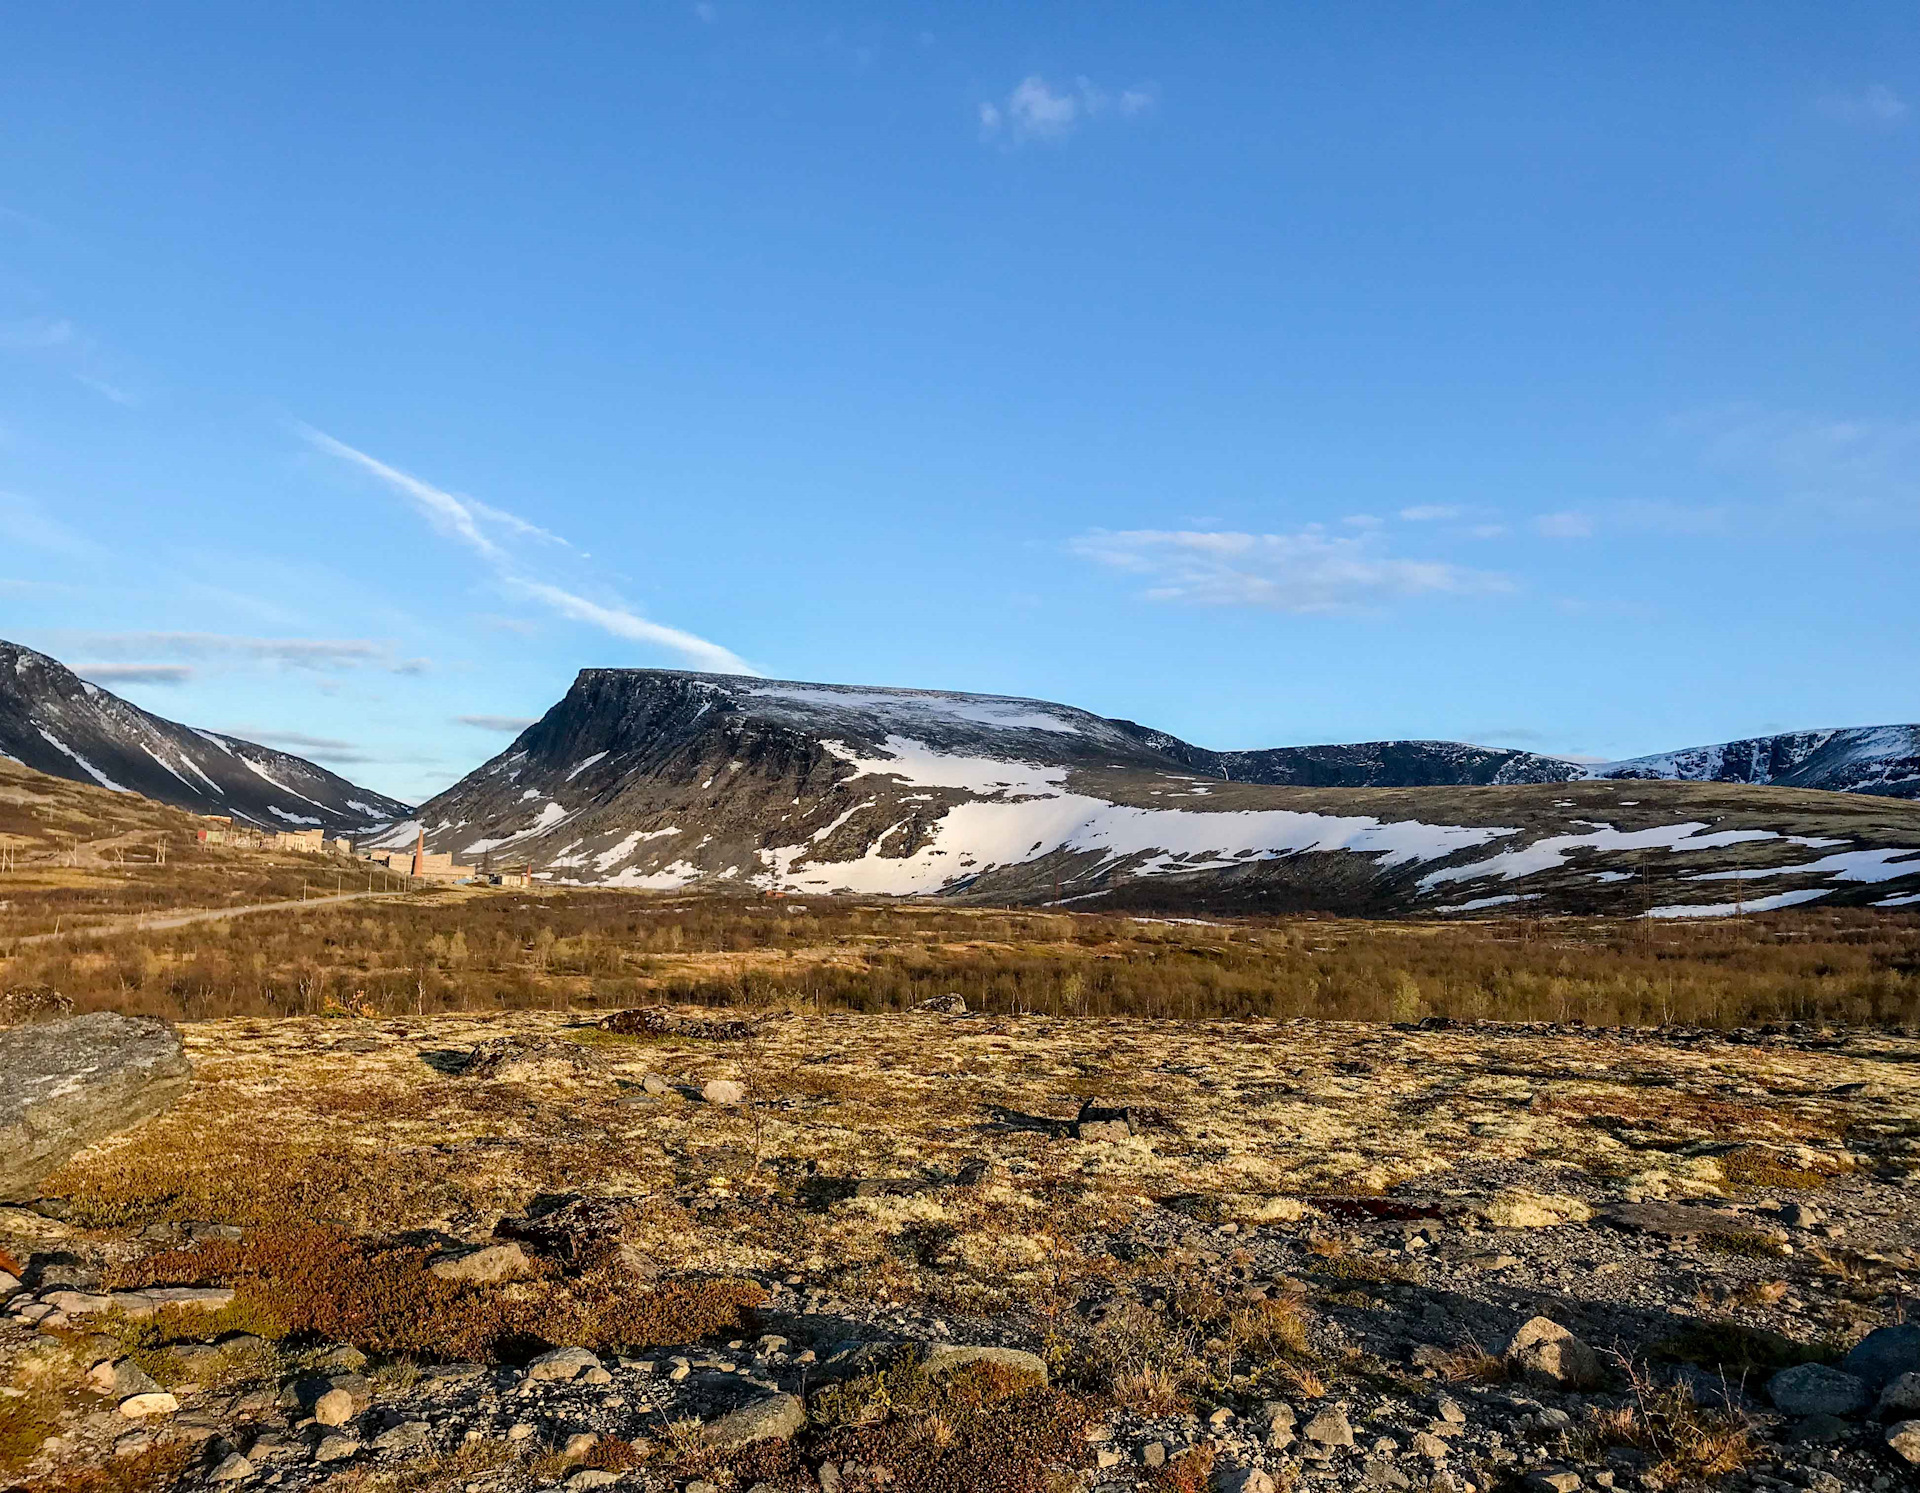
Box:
396;669;1920;916
0;640;410;833
1590;726;1920;800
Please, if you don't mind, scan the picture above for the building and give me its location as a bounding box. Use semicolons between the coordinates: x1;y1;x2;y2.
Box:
271;828;329;855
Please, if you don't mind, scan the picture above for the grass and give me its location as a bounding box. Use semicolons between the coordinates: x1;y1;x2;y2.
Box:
4;878;1919;1029
113;1226;767;1363
1571;1358;1760;1485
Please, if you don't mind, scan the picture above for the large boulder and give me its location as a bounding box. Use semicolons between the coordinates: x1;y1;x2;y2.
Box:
1505;1317;1602;1390
1843;1324;1920;1393
1767;1362;1869;1418
0;1013;191;1200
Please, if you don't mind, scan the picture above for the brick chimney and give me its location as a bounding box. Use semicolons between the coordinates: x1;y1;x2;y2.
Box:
411;827;424;878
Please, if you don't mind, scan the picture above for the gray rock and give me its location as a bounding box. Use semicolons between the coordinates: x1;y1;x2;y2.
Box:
919;1344;1048;1384
1887;1420;1920;1465
526;1346;603;1382
702;1392;805;1448
207;1452;255;1482
0;1013;191;1200
1843;1323;1920;1392
1767;1362;1869;1418
1879;1372;1920;1417
371;1420;431;1453
1410;1432;1449;1459
1506;1317;1602;1390
312;1431;360;1462
312;1387;356;1427
1075;1100;1137;1142
639;1073;673;1096
914;994;967;1014
117;1391;179;1418
1213;1468;1276;1493
701;1079;746;1106
427;1241;534;1283
568;1472;620;1489
1525;1474;1582;1493
1304;1406;1355;1446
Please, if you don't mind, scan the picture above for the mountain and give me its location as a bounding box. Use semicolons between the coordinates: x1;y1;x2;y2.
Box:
384;668;1920;917
0;640;410;834
1589;726;1920;800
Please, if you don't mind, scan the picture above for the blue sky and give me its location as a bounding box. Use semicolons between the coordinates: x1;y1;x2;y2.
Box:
2;4;1915;803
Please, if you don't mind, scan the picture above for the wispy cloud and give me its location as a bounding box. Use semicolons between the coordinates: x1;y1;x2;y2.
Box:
1532;512;1594;539
979;75;1155;144
0;318;142;405
456;714;538;733
1071;527;1510;614
1399;505;1462;522
221;728;378;766
1819;84;1907;126
74;663;194;687
301;426;756;675
56;631;419;673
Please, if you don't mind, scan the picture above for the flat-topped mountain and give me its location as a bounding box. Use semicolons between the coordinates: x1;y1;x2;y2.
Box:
385;669;1920;916
0;640;409;834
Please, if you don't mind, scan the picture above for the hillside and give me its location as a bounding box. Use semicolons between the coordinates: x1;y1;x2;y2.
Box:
0;640;409;833
1592;724;1920;799
386;669;1920;917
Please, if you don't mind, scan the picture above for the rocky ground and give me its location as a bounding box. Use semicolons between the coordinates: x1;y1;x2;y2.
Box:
3;1007;1919;1493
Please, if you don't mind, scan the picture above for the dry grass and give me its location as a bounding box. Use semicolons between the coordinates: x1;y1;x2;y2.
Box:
1572;1357;1760;1484
1147;1444;1217;1493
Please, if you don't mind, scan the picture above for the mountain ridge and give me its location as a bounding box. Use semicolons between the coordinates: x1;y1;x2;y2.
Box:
385;668;1920;916
0;639;410;834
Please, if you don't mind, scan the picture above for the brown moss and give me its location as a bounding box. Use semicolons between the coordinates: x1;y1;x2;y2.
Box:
6;1442;196;1493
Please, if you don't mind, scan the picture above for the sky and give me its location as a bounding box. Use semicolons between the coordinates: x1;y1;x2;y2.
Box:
1;4;1916;804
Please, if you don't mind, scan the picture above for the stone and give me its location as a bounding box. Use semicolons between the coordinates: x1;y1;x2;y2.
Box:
1304;1406;1355;1446
312;1387;356;1427
316;1343;368;1371
1436;1395;1466;1424
428;1241;534;1283
1076;1100;1137;1142
561;1432;599;1458
1599;1203;1753;1242
118;1391;179;1417
496;1194;637;1263
1480;1190;1593;1229
1526;1474;1583;1493
701;1079;746;1106
1879;1372;1920;1417
1411;1432;1449;1459
1142;1442;1168;1468
918;1344;1048;1384
1506;1317;1602;1390
313;1431;360;1462
639;1073;673;1096
0;1205;71;1240
1887;1420;1920;1465
0;1014;192;1201
600;1007;755;1041
1213;1469;1276;1493
208;1452;255;1482
1767;1362;1870;1417
507;1422;538;1442
1790;1413;1851;1443
526;1346;604;1382
1778;1202;1824;1229
914;994;967;1014
568;1473;620;1489
92;1358;161;1397
372;1420;431;1453
702;1392;805;1448
1843;1324;1920;1392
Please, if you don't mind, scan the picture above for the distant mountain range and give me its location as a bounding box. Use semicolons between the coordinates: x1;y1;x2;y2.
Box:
377;668;1920;916
1590;726;1920;799
0;640;408;834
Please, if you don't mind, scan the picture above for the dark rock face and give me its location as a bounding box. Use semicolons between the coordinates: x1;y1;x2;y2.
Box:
0;1013;193;1200
1593;725;1920;800
0;639;410;833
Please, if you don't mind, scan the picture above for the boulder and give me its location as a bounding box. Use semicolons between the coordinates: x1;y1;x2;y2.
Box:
1212;1468;1276;1493
1505;1317;1602;1390
914;994;967;1014
1302;1407;1354;1447
1843;1323;1920;1392
525;1346;603;1382
118;1391;179;1418
702;1391;805;1448
0;1014;191;1200
1075;1100;1137;1143
496;1194;638;1263
1888;1420;1920;1466
1767;1363;1869;1418
701;1079;746;1106
463;1038;593;1084
427;1241;534;1283
919;1344;1048;1384
1879;1372;1920;1417
600;1008;756;1041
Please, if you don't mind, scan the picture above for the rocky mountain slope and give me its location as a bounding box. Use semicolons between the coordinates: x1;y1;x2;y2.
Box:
387;669;1920;916
0;640;409;834
1591;725;1920;799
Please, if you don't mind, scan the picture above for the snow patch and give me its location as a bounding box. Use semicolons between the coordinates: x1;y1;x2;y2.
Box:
1645;888;1831;920
34;729;130;793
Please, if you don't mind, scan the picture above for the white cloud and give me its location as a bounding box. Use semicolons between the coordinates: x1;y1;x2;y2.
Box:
1468;523;1509;539
301;426;756;675
1342;513;1383;529
57;631;414;673
1071;527;1510;614
1399;505;1461;522
1533;512;1594;539
456;715;538;733
74;663;193;686
979;74;1154;144
1820;84;1907;125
